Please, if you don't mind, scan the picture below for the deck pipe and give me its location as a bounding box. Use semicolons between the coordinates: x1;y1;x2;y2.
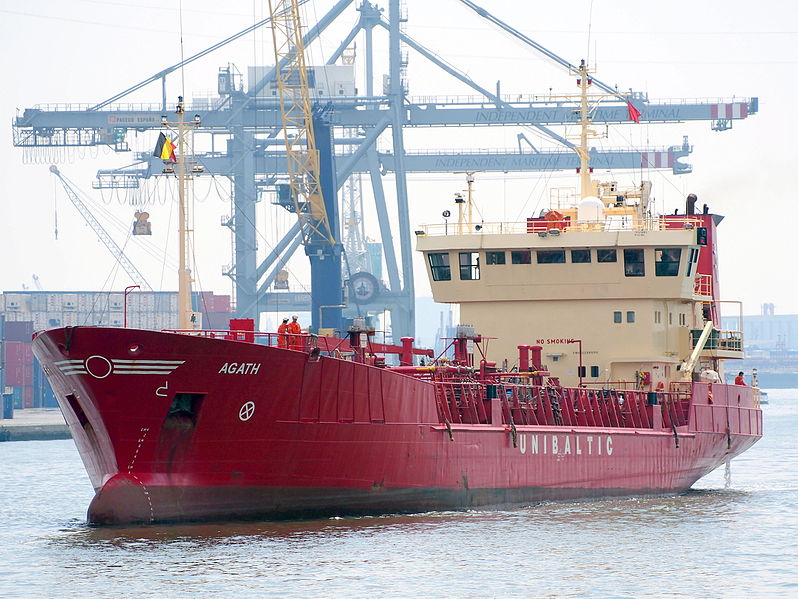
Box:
517;345;530;371
530;345;543;370
400;337;415;366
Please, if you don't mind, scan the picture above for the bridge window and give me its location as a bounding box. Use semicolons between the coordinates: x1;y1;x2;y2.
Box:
590;365;600;378
613;311;622;323
511;250;531;264
486;251;505;265
537;250;566;264
686;247;700;277
428;252;451;281
571;249;591;263
623;249;645;277
597;249;617;263
655;248;682;276
627;311;636;323
459;252;480;280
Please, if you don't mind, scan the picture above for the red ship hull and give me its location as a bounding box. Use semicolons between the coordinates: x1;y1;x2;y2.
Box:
33;327;762;525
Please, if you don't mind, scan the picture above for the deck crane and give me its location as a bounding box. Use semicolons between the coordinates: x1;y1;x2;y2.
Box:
267;0;343;332
49;165;153;291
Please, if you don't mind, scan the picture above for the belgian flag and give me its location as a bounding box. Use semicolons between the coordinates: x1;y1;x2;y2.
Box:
153;132;176;161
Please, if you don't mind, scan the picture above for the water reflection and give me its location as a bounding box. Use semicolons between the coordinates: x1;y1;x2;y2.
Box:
50;486;759;551
51;510;474;549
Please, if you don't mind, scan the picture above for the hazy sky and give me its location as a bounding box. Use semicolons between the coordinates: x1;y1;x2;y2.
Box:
0;0;794;319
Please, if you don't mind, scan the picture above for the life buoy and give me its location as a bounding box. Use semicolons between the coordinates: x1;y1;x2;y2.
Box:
656;381;665;392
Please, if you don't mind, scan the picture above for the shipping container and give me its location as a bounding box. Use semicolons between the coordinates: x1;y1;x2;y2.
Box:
4;340;33;364
109;312;124;327
193;291;221;313
129;293;145;313
45;312;63;328
156;312;178;330
82;293;103;315
154;293;171;312
138;312;157;330
3;293;29;312
76;310;104;327
4;362;27;387
23;385;33;409
32;359;57;408
41;383;57;408
62;294;78;311
109;293;124;311
89;313;107;326
93;293;110;313
0;294;5;311
3;311;28;322
32;312;49;331
141;293;155;311
3;321;33;342
29;293;47;312
11;386;22;409
213;295;232;313
46;293;63;311
62;312;79;326
77;293;91;312
204;312;232;330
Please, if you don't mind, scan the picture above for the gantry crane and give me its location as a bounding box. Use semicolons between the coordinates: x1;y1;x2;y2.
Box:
49;165;153;291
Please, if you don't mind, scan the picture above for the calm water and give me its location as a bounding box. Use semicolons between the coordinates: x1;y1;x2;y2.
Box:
1;391;797;599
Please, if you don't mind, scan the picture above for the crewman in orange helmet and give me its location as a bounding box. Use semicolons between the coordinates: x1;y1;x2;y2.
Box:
277;317;290;349
287;314;302;350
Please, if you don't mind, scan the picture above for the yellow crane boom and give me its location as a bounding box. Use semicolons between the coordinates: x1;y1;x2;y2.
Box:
268;0;335;245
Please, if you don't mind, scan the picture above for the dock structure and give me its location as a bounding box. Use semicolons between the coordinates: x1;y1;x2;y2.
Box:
0;408;70;442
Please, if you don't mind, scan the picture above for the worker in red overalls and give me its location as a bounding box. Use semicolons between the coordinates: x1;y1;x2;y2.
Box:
277;317;289;348
734;371;747;386
287;315;302;350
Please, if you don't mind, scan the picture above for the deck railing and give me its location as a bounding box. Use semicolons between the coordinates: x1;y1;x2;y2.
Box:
693;274;713;299
433;379;692;430
690;328;743;352
419;215;703;237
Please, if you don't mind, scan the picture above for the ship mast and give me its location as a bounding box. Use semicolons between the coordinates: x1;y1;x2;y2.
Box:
466;171;476;229
163;96;199;330
574;59;595;200
454;170;480;234
177;99;193;330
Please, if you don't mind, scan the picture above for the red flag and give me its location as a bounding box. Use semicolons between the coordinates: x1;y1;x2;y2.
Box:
627;102;641;123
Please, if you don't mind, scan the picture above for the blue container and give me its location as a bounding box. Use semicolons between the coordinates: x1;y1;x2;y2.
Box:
2;393;13;419
11;387;23;409
2;393;14;420
42;385;58;408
